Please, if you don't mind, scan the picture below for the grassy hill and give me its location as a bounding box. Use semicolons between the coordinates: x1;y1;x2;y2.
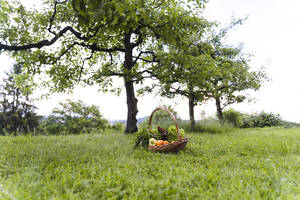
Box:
1;128;300;199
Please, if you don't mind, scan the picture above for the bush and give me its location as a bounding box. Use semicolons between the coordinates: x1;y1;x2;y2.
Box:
241;111;283;128
223;109;243;128
109;122;125;132
39;100;109;135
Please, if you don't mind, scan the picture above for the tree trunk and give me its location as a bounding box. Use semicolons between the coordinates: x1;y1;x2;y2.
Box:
188;95;195;131
124;80;138;133
215;97;223;122
123;32;138;133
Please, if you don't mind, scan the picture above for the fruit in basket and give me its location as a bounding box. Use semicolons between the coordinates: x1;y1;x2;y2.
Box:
163;141;169;145
149;138;157;147
155;140;164;146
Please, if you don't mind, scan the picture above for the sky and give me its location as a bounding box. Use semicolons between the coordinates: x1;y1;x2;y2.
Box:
0;0;300;123
203;0;300;123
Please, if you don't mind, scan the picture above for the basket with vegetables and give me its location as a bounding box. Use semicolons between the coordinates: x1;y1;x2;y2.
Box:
135;107;189;153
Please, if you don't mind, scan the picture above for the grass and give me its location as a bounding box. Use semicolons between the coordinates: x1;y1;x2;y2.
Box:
179;119;235;133
0;128;300;199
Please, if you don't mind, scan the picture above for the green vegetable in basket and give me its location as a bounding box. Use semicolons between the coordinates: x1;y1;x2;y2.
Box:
149;128;162;140
180;128;185;138
135;127;163;148
168;125;178;142
135;127;151;148
167;125;185;142
168;125;177;135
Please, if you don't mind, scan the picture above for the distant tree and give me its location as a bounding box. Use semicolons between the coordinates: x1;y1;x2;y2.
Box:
0;64;40;135
152;47;213;131
199;20;268;122
152;19;267;125
43;99;108;135
0;0;209;133
203;45;267;122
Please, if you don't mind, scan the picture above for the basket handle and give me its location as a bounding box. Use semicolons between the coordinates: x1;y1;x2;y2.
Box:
148;107;182;141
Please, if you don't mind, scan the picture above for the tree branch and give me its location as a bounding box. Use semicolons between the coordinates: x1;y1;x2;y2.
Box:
132;56;157;63
78;50;95;82
168;86;189;98
131;30;143;49
132;51;155;66
51;42;77;64
75;42;125;53
48;1;59;35
0;26;86;51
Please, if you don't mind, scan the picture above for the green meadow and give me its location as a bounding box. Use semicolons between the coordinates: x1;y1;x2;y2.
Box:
1;128;300;200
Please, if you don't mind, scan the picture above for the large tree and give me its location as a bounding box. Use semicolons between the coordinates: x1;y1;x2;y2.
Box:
0;0;209;133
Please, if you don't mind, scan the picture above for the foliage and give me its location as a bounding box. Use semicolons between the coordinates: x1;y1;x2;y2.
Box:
151;19;267;129
0;64;40;136
40;99;108;135
222;108;243;127
0;0;209;133
38;115;66;135
202;32;268;121
153;48;213;130
109;122;125;132
241;111;283;128
282;121;300;128
2;128;300;199
134;127;153;148
167;125;185;141
214;109;284;128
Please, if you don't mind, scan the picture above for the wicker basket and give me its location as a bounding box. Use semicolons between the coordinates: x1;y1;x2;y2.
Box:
147;107;189;153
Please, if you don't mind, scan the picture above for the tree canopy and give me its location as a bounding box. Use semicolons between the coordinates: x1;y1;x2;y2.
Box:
0;0;209;133
151;20;267;126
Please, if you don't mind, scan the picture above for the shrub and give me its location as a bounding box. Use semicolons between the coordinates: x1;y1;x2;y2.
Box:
241;111;283;128
110;122;125;132
40;100;109;135
223;109;243;127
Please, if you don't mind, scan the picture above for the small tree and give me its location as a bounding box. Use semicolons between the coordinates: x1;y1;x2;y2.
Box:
43;99;108;135
222;109;243;127
204;48;267;121
152;49;213;131
199;20;268;122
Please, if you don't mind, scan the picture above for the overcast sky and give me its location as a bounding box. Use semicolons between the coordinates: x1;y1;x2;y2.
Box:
202;0;300;123
0;0;299;122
